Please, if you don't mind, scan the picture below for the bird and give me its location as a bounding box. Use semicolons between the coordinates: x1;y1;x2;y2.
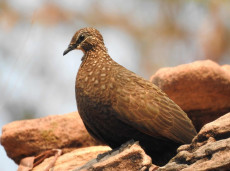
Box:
63;27;197;166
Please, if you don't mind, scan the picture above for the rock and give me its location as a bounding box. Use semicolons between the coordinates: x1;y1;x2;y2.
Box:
150;60;230;130
33;146;111;171
1;112;102;164
157;112;230;171
75;141;154;171
222;64;230;73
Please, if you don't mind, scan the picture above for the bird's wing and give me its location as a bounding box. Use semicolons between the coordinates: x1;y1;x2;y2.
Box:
111;67;197;144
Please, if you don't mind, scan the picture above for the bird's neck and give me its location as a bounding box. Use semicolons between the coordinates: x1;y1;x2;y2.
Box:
83;43;107;60
80;46;113;68
77;45;115;80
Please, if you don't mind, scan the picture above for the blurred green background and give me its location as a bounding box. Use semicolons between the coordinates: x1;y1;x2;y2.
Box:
0;0;230;170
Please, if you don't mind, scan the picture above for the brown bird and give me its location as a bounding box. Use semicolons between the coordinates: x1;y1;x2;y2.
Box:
63;27;197;165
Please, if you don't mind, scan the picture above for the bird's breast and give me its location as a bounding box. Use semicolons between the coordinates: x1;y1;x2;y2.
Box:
75;62;116;106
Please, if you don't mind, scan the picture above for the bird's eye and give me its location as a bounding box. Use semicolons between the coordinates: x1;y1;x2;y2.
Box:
78;34;85;42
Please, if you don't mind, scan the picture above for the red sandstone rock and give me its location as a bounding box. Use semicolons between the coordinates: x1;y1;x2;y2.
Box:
222;64;230;73
150;60;230;130
1;112;102;164
75;142;154;171
33;146;111;171
18;112;230;171
32;142;154;171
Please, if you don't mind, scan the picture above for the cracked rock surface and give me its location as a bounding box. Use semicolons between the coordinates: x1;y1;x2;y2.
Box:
157;113;230;171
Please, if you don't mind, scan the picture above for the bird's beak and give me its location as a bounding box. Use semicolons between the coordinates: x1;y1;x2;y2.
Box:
63;44;76;56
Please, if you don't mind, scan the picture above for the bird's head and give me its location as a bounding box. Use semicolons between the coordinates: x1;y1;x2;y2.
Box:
63;27;105;56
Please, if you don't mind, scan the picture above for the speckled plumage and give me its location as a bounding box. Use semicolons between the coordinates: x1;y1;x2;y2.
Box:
63;28;197;165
